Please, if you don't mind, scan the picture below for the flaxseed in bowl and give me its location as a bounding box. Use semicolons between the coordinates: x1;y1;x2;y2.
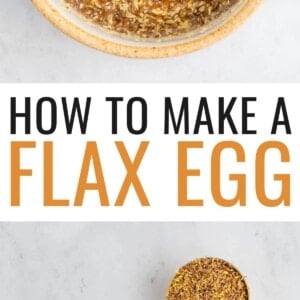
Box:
167;257;249;299
32;0;262;57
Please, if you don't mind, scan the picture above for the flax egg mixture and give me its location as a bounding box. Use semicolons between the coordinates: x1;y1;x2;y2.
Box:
64;0;240;38
167;258;248;300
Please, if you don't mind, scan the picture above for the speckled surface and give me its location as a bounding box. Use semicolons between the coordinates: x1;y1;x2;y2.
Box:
0;0;300;82
0;222;299;299
1;1;300;299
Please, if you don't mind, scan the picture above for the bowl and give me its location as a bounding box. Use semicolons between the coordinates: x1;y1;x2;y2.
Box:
32;0;263;58
166;257;250;299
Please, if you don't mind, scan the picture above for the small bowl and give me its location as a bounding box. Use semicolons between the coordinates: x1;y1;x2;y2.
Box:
167;257;250;299
32;0;263;58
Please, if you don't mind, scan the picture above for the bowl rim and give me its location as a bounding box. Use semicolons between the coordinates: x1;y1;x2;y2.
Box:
167;257;250;299
31;0;263;58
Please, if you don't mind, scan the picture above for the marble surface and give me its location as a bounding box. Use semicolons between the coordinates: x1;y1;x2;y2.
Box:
1;1;300;299
0;222;299;299
0;0;299;82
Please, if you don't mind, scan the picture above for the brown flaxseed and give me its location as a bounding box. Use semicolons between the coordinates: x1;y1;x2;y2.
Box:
64;0;240;38
167;257;248;300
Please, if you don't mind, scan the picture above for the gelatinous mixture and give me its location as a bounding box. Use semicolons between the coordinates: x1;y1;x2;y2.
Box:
65;0;239;38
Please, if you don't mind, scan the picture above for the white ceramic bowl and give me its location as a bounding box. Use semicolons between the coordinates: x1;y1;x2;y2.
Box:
32;0;262;58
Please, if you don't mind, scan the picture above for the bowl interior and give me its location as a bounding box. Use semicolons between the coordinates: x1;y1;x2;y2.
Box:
48;0;248;47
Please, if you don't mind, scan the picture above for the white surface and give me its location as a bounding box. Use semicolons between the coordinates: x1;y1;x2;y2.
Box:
1;2;300;299
0;0;299;82
0;222;299;299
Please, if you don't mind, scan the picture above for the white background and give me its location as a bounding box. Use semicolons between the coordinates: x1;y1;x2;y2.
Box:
1;83;299;221
1;1;300;299
0;0;300;82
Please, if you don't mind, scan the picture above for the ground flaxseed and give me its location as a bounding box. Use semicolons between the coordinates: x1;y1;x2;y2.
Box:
64;0;240;38
167;257;248;300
